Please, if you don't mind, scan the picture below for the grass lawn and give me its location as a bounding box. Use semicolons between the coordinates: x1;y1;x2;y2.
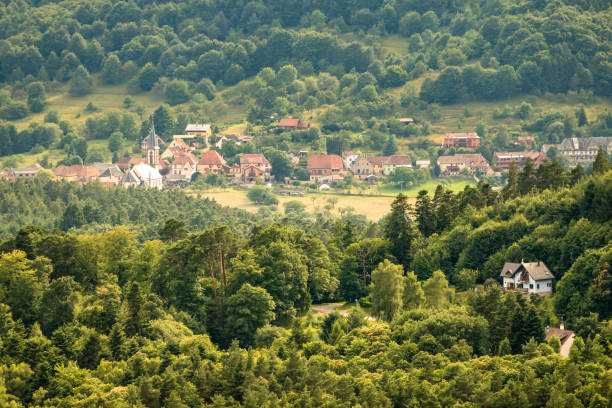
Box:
378;178;476;196
190;188;401;221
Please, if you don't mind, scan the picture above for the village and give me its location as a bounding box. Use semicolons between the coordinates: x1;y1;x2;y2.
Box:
1;118;611;192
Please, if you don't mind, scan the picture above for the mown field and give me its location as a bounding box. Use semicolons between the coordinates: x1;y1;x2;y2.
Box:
191;189;402;221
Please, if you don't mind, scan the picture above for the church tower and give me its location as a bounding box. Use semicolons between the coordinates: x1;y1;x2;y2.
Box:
145;118;159;168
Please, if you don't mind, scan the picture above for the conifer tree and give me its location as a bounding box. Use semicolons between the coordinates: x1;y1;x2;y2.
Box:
592;148;611;175
78;332;102;369
125;282;145;337
383;194;416;270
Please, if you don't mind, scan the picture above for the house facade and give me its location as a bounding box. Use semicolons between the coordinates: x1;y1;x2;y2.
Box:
185;124;212;139
493;151;547;171
5;164;42;180
558;137;612;167
351;156;375;179
240;154;271;181
168;155;197;181
500;261;554;295
442;132;481;149
383;155;413;175
242;165;265;183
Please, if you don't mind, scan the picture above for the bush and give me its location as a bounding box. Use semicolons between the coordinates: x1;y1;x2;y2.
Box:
164;80;190;105
0;103;29;120
247;186;278;205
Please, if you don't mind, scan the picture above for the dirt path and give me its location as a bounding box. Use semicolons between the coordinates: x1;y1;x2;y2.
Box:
311;303;349;316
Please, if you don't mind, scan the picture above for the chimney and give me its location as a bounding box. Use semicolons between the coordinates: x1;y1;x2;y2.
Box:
560;321;565;330
537;260;540;266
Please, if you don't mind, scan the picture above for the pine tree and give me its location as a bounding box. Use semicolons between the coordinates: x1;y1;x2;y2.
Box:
592;147;611;175
125;282;145;337
498;338;512;355
109;323;126;360
569;164;585;185
414;190;436;236
383;194;416;271
78;332;102;369
383;135;398;156
576;105;587;126
517;158;536;195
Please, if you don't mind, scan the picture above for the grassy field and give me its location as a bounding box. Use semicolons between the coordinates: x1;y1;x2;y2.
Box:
191;189;401;221
378;178;476;196
12;79;164;132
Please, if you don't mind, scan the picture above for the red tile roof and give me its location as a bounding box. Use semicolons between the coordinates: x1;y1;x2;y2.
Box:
198;150;225;166
368;156;389;166
240;154;270;166
279;118;300;128
307;155;343;170
386;155;413;166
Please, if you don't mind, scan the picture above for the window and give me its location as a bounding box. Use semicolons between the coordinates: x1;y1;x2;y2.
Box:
529;284;533;289
537;284;540;289
547;282;552;287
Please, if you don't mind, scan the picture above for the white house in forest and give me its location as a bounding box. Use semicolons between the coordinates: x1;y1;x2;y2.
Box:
500;261;554;295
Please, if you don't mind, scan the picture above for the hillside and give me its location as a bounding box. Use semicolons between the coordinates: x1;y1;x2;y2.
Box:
0;0;610;171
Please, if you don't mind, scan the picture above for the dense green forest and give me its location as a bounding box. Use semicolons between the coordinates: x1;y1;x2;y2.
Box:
0;163;611;406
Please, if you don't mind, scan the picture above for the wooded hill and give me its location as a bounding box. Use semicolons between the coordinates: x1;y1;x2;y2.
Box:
0;0;610;165
0;165;610;405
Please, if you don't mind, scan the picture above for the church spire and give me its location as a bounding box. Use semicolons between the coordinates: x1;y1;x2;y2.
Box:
148;117;158;150
146;116;160;168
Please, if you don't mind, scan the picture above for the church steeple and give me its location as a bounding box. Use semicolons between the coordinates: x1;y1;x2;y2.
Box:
145;117;159;168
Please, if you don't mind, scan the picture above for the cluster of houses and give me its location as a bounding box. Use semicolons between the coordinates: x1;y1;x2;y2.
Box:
436;133;611;176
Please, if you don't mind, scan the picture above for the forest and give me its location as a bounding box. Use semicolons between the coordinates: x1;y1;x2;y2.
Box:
0;159;610;406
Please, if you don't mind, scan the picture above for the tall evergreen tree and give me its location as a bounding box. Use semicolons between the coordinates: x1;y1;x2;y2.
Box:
592;147;611;175
414;190;436;236
383;194;416;271
517;158;536;195
125;282;145;337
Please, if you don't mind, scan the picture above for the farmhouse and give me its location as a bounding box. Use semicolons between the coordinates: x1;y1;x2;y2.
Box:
52;165;102;184
500;261;554;295
382;155;413;175
279;118;310;130
239;154;271;177
307;154;344;182
4;164;42;180
197;150;226;174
